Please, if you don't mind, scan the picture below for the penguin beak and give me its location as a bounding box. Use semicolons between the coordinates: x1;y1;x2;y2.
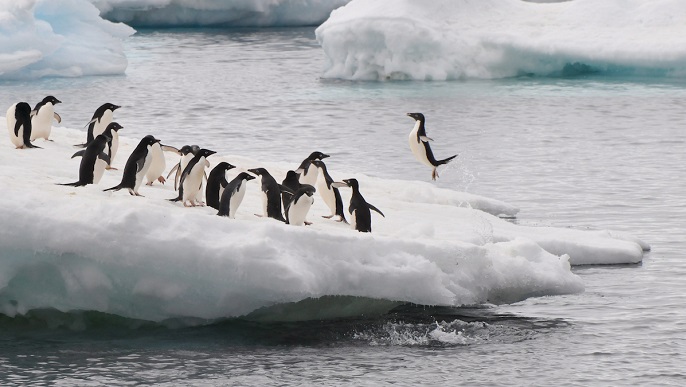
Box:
207;150;216;156
246;174;256;181
332;181;348;189
113;105;121;110
55;99;62;104
321;153;330;159
227;163;236;170
247;168;260;175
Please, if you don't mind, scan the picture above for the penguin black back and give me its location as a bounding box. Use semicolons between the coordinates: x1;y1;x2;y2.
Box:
60;134;111;187
87;103;120;144
14;102;40;149
337;178;384;233
206;162;235;210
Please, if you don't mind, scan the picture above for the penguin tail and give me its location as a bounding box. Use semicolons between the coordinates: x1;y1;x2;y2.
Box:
103;184;122;192
168;193;183;202
58;181;87;187
436;154;458;166
73;143;88;148
25;142;42;149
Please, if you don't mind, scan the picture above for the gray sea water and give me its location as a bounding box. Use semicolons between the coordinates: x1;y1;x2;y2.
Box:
1;28;685;386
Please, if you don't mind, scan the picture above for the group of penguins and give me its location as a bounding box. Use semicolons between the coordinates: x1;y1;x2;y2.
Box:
5;97;423;233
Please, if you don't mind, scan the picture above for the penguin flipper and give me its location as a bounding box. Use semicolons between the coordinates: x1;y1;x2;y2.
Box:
368;203;385;218
166;163;180;180
279;184;295;195
71;150;86;159
135;157;146;173
53;112;62;123
420;136;434;142
103;184;122;192
161;144;181;155
13;121;21;137
58;181;87;187
98;152;111;165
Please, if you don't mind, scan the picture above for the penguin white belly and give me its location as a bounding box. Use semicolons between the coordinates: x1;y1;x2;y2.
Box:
317;178;336;215
145;143;165;183
93;158;108;184
134;152;153;192
182;161;206;203
6;104;23;148
350;210;358;230
299;166;319;186
110;132;120;165
261;190;269;217
288;196;314;226
408;121;433;167
194;159;209;201
229;182;248;219
30;105;54;140
93;110;113;138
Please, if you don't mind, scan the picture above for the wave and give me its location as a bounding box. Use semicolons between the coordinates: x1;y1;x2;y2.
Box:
90;0;351;28
316;0;686;81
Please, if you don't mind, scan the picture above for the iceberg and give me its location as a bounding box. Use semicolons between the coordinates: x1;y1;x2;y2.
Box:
0;0;134;80
0;119;648;323
90;0;351;28
316;0;686;80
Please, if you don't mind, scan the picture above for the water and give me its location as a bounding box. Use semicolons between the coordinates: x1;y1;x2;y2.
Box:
1;27;685;385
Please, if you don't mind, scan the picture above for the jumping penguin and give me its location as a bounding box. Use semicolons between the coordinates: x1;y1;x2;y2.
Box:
30;95;62;141
406;113;457;180
206;162;236;210
104;135;160;196
169;148;216;207
6;102;40;149
60;134;111;187
333;178;384;233
217;172;255;219
247;167;288;223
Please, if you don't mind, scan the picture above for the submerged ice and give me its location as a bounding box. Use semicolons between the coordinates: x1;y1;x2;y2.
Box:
0;120;649;323
316;0;686;80
0;0;134;80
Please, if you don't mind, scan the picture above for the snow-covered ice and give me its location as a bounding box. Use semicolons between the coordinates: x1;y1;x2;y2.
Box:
0;117;648;322
316;0;686;80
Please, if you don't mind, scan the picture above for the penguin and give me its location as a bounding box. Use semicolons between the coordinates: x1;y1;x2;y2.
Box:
30;95;62;141
281;170;302;210
206;162;236;210
406;113;458;180
100;122;123;163
167;145;201;191
312;160;347;224
60;134;111;187
217;172;255;218
332;178;384;233
76;102;120;147
6;102;40;149
104;135;160;196
297;151;329;186
247;167;287;223
169;149;216;207
284;184;316;226
145;143;180;185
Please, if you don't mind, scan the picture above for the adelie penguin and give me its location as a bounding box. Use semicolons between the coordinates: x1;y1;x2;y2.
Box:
281;170;302;209
206;162;236;210
312;160;347;224
333;178;384;233
167;145;201;191
81;103;120;147
30;96;62;141
218;172;255;219
145;142;182;186
100;122;123;166
6;102;40;149
284;184;316;226
104;135;160;196
248;167;288;223
407;113;457;180
169;148;216;207
296;151;329;186
59;134;111;187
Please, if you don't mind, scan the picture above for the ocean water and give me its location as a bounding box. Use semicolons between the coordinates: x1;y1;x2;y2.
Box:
1;27;685;386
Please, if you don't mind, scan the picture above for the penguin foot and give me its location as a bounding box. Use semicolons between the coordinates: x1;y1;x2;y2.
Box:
431;168;438;181
304;221;313;226
146;181;154;186
157;176;166;184
106;166;119;171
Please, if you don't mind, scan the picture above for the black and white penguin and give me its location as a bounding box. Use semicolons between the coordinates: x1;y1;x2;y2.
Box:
297;151;329;186
285;184;316;226
206;162;236;210
406;113;457;180
104;135;160;196
100;122;123;165
169;149;216;207
6;102;40;149
60;134;111;187
167;145;201;191
312;160;347;224
81;103;120;147
247;167;287;223
281;170;302;209
217;172;255;218
333;178;384;233
30;95;61;141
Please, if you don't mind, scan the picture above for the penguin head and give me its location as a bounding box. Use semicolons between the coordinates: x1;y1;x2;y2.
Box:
236;172;256;181
102;102;121;112
107;122;123;132
307;151;329;161
96;133;112;143
407;112;425;122
285;170;300;181
218;162;236;172
198;149;216;158
42;96;61;105
247;167;268;176
299;184;316;196
142;135;160;146
311;160;326;170
333;178;359;190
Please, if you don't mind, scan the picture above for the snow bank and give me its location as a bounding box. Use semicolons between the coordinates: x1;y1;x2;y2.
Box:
90;0;351;28
0;0;134;80
316;0;686;80
0;119;648;322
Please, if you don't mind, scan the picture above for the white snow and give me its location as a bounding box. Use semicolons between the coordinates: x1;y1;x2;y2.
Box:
90;0;351;28
316;0;686;80
0;0;134;80
0;119;648;322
